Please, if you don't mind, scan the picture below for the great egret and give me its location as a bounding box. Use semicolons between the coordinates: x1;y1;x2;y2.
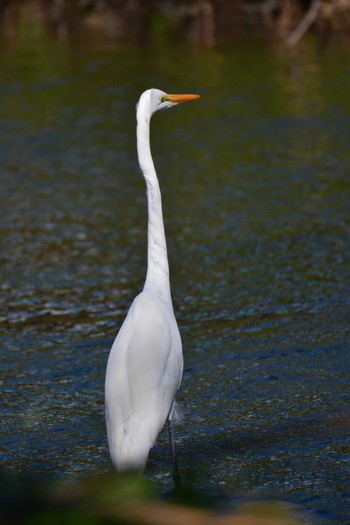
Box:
105;88;200;481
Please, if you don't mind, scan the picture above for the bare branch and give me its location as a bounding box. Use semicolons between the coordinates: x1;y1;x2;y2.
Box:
286;0;320;48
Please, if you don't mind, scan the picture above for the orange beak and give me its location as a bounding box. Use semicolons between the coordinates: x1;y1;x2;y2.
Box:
166;93;201;103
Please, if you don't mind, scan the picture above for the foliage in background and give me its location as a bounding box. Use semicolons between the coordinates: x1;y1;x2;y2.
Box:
1;1;350;48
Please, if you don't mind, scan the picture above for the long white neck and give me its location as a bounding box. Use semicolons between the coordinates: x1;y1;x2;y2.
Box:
136;108;171;303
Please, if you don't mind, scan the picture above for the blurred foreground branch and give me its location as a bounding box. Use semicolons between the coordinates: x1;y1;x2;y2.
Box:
1;471;307;525
97;501;305;525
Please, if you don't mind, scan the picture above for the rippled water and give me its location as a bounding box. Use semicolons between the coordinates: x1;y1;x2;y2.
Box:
1;37;349;523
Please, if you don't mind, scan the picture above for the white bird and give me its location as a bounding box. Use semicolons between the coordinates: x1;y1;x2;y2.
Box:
105;88;200;482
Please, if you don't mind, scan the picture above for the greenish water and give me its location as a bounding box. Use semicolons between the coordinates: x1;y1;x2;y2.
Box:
0;36;349;523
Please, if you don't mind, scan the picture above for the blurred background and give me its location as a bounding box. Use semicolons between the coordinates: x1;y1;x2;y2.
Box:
0;1;350;47
0;1;349;524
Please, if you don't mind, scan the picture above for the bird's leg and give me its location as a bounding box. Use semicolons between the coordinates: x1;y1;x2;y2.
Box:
167;419;181;487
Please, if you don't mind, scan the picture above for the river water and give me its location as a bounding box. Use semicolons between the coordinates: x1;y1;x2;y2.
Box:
0;35;349;523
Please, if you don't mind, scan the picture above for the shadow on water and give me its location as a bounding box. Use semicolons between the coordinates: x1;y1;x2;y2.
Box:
178;411;350;459
150;411;350;522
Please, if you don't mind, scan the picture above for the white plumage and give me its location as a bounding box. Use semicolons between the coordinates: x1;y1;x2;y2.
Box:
105;88;200;477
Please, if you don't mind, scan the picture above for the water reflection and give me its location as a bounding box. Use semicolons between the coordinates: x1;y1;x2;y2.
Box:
0;36;349;524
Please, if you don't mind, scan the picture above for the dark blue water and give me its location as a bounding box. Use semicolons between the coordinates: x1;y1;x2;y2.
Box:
0;38;349;523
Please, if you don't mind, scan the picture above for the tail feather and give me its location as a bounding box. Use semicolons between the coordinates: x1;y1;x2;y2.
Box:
168;401;183;425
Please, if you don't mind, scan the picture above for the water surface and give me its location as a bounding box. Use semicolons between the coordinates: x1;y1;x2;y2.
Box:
0;37;349;523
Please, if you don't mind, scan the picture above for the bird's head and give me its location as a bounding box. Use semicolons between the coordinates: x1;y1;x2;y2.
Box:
137;88;200;119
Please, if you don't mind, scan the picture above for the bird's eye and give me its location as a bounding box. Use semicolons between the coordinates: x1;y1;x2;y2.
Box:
160;95;168;103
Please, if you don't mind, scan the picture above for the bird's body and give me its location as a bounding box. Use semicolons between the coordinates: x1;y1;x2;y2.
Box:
105;290;182;470
105;88;199;475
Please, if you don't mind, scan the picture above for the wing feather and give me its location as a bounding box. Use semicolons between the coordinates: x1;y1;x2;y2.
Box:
105;291;182;470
